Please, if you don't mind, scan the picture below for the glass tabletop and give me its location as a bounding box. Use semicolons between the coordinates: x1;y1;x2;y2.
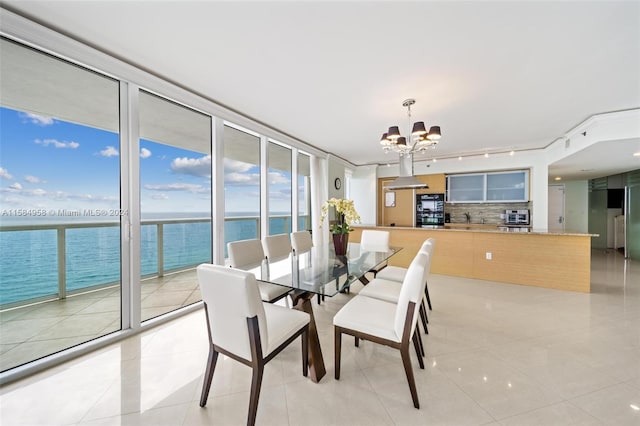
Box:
252;242;401;297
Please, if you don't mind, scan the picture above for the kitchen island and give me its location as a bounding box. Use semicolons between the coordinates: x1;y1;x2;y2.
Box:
351;226;595;293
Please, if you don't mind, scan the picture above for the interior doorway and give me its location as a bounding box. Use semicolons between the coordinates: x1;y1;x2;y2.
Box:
548;184;565;232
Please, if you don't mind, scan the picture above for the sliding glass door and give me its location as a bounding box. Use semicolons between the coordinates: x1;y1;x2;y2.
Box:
268;141;292;235
0;38;121;371
138;91;212;321
222;125;261;256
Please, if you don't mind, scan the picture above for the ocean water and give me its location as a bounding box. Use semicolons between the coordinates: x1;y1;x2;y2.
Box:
0;213;304;306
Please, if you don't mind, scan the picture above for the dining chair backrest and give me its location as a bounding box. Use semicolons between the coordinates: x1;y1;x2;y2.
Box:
228;239;265;269
262;234;292;262
197;264;268;361
394;252;430;339
420;238;435;257
360;230;390;252
290;230;313;254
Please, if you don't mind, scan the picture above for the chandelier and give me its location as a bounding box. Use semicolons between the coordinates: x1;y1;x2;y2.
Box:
380;98;441;155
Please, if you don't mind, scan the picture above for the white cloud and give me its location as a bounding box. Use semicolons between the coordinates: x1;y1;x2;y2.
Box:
222;159;261;186
224;158;254;173
268;171;290;185
144;183;204;193
152;193;169;200
0;167;13;180
171;155;211;178
24;188;47;196
35;139;79;149
100;146;119;157
19;112;54;126
269;189;292;200
225;172;260;186
24;175;44;184
140;148;152;159
0;186;117;203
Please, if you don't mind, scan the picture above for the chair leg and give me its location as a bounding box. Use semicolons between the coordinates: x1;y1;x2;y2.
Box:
334;327;342;380
425;283;432;310
414;325;425;357
412;332;425;369
354;336;359;347
317;294;321;304
417;329;426;358
400;346;420;409
302;328;308;377
199;346;219;407
422;296;429;324
248;364;264;426
419;302;429;333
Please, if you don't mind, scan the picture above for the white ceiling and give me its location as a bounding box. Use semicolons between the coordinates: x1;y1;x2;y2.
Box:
2;1;640;178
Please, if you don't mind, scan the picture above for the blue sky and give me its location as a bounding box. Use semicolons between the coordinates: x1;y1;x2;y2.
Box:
0;107;300;218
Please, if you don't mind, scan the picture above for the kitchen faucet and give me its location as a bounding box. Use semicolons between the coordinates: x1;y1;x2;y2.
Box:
464;212;471;223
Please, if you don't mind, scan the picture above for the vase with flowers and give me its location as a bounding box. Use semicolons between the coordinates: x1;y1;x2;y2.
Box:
320;198;361;256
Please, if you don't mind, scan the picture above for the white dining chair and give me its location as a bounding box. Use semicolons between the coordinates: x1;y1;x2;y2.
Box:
290;230;313;255
359;239;435;340
376;238;435;310
360;229;391;278
333;252;429;409
197;264;310;426
261;233;292;262
227;238;291;304
291;230;324;304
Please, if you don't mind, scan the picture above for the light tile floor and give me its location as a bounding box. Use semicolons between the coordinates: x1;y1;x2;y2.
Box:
1;249;639;425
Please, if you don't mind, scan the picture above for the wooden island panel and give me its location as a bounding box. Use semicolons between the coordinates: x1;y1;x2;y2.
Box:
350;226;591;293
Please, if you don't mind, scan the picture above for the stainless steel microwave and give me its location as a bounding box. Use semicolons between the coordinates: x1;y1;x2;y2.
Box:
505;209;529;225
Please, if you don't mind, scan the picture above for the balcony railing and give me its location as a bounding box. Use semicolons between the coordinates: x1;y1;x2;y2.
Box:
0;215;309;309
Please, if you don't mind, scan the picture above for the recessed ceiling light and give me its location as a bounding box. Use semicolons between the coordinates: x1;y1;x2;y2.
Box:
554;176;562;181
509;150;515;156
633;152;640;157
484;153;489;158
433;158;437;163
458;156;462;161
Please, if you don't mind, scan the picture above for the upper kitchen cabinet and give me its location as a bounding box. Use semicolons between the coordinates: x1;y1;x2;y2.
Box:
486;170;529;201
447;170;529;203
446;173;485;202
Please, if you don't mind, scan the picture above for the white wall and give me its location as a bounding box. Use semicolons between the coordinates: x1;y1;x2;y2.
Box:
327;155;346;200
564;180;588;233
350;165;377;225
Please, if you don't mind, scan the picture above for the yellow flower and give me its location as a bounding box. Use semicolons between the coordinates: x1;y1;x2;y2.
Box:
319;198;361;234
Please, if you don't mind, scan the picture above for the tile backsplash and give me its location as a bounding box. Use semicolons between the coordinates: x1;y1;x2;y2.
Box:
445;202;531;224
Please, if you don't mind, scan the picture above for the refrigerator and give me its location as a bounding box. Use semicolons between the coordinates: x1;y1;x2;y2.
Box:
416;193;445;227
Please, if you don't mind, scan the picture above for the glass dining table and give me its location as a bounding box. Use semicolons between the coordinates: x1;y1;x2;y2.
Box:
247;242;401;383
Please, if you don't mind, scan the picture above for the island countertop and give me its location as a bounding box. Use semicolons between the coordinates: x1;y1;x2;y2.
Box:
350;225;593;292
353;224;597;238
